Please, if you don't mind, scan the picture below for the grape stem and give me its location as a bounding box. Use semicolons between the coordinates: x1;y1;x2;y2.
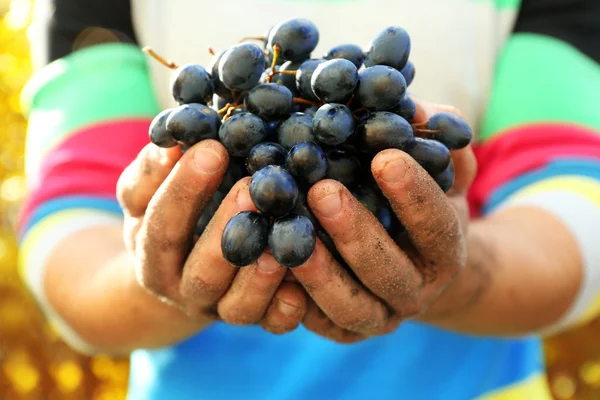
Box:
293;98;320;107
411;121;428;128
142;46;179;70
238;36;266;43
208;47;216;56
345;94;355;107
414;128;441;137
266;44;282;83
217;103;233;115
223;104;244;121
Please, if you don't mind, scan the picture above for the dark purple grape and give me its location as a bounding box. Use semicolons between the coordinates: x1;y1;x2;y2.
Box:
208;50;233;101
278;112;317;149
195;191;226;236
244;83;293;122
218;112;267;157
390;95;416;122
325;149;361;188
166;103;220;145
270;61;302;96
433;159;455;193
219;159;247;193
352;185;381;215
295;59;326;102
269;214;316;268
310;59;358;104
426;113;473;150
364;26;411;71
312;103;355;146
265;120;281;142
286;142;328;186
246;142;287;175
170;64;214;105
324;44;365;69
218;43;266;91
221;211;270;267
355;112;413;153
400;60;416;87
357;65;406;111
405;138;451;175
250;165;299;217
149;108;177;148
267;18;319;62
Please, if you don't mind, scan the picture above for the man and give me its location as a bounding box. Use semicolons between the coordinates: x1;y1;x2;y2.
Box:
18;0;600;398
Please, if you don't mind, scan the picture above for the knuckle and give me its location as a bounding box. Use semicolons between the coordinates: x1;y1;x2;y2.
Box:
181;273;225;303
218;302;261;326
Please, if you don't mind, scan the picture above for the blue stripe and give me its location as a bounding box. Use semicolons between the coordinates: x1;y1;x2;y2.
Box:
19;196;123;241
484;157;600;214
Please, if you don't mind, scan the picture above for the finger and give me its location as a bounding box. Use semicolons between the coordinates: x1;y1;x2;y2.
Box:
302;299;365;344
261;282;308;335
217;253;287;326
135;140;229;300
372;149;466;281
449;145;477;193
307;179;423;310
179;177;258;314
292;240;391;335
117;144;182;218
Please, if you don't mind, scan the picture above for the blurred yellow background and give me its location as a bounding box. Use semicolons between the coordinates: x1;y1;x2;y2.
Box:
1;1;600;399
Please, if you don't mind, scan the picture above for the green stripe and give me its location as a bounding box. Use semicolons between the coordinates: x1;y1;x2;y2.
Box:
480;33;600;141
23;43;160;166
471;0;520;9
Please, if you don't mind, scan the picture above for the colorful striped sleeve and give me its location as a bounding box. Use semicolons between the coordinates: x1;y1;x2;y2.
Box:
18;38;160;345
468;0;600;333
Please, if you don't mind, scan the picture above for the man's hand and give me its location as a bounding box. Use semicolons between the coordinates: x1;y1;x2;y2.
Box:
293;100;477;343
117;140;308;338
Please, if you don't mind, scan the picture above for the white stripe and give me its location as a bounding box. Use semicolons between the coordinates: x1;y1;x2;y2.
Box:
494;190;600;334
22;213;122;353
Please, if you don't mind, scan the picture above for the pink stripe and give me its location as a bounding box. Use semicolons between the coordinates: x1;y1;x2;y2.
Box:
19;119;152;229
468;123;600;217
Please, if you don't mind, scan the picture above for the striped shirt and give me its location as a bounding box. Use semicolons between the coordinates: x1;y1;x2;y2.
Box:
19;0;600;398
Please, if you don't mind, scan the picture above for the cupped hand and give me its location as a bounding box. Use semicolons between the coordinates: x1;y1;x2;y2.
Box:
293;100;477;343
116;140;308;341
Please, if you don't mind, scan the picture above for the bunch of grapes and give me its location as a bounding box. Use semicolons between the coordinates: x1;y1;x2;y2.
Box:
147;18;473;269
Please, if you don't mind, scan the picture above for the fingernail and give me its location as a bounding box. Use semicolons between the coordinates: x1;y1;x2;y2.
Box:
193;148;223;174
236;189;255;210
257;255;281;273
313;192;342;218
380;160;407;183
277;299;299;316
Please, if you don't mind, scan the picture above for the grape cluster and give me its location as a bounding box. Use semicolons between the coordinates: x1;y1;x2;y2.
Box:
146;18;473;269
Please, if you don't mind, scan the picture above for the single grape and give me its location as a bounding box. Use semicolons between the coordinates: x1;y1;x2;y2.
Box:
286;142;328;186
433;159;455;193
170;64;214;105
324;44;365;69
312;103;355;146
218;43;266;91
250;165;299;217
221;211;270;267
219;159;247;193
166;103;221;145
218;112;268;157
195;191;226;236
364;26;411;71
426;112;473;150
269;214;316;268
244;83;293;122
352;185;381;215
149;108;177;148
208;49;234;100
295;59;326;102
325;149;361;188
246;142;287;175
405;137;451;175
310;59;358;104
400;60;416;87
278;112;317;149
268;18;319;61
390;95;416;122
355;112;413;153
357;65;406;111
270;61;302;96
